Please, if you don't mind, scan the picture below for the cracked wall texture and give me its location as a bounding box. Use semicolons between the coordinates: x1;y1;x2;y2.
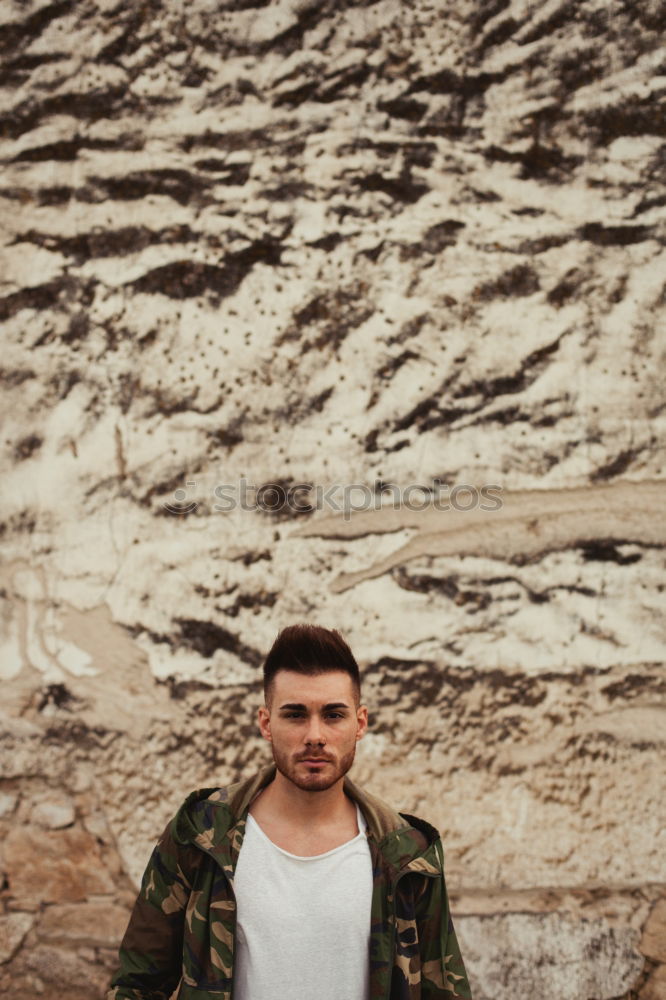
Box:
1;1;665;998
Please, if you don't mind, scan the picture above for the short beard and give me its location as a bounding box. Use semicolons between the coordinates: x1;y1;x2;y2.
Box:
271;743;357;792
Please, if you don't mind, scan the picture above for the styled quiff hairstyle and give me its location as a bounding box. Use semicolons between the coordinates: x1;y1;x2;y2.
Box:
262;624;362;706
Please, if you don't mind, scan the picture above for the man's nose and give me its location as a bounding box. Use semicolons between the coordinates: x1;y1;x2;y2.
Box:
304;715;325;744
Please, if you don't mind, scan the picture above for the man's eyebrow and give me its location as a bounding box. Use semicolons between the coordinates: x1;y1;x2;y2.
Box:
278;702;351;711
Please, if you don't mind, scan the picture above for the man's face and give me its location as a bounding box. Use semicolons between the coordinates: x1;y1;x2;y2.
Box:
258;670;368;793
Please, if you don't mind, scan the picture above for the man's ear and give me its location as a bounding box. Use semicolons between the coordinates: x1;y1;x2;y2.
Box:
258;705;272;742
355;704;368;741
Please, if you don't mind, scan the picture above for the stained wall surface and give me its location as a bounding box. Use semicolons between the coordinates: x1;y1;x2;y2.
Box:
1;1;665;998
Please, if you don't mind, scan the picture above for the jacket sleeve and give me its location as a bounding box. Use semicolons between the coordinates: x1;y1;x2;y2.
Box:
417;840;472;999
106;818;194;1000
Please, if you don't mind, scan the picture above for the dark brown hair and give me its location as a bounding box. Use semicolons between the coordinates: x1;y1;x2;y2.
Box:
262;624;362;705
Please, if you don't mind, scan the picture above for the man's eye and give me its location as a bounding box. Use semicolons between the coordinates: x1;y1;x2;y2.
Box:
326;713;344;720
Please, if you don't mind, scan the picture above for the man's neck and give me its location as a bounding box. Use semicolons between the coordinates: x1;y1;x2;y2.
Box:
251;770;354;829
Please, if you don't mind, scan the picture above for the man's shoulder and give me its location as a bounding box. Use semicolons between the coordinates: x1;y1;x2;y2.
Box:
169;784;235;846
344;777;406;835
344;776;442;862
170;765;277;845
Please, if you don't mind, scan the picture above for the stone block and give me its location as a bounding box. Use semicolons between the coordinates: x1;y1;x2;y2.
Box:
642;900;666;964
641;965;666;1000
38;901;129;948
0;791;18;818
4;828;115;904
457;911;644;1000
25;944;110;993
32;792;76;830
0;912;34;964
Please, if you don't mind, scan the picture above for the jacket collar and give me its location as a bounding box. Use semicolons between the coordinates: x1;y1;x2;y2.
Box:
174;763;442;877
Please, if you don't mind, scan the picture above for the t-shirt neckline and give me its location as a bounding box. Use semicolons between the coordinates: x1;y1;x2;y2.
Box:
246;803;367;861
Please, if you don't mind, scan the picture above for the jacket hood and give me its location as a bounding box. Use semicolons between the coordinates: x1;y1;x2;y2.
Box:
172;763;444;878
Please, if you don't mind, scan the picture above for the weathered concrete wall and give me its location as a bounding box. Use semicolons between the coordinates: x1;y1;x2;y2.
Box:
1;1;665;997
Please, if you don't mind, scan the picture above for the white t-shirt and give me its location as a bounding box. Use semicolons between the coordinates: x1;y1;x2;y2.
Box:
233;801;373;1000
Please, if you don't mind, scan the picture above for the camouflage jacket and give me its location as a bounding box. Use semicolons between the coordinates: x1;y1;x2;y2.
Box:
108;763;472;1000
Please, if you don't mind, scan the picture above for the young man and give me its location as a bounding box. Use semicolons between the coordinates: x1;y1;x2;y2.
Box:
107;624;472;1000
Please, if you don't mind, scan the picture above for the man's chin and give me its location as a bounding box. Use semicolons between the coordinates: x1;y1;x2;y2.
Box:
272;749;356;791
290;768;340;791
